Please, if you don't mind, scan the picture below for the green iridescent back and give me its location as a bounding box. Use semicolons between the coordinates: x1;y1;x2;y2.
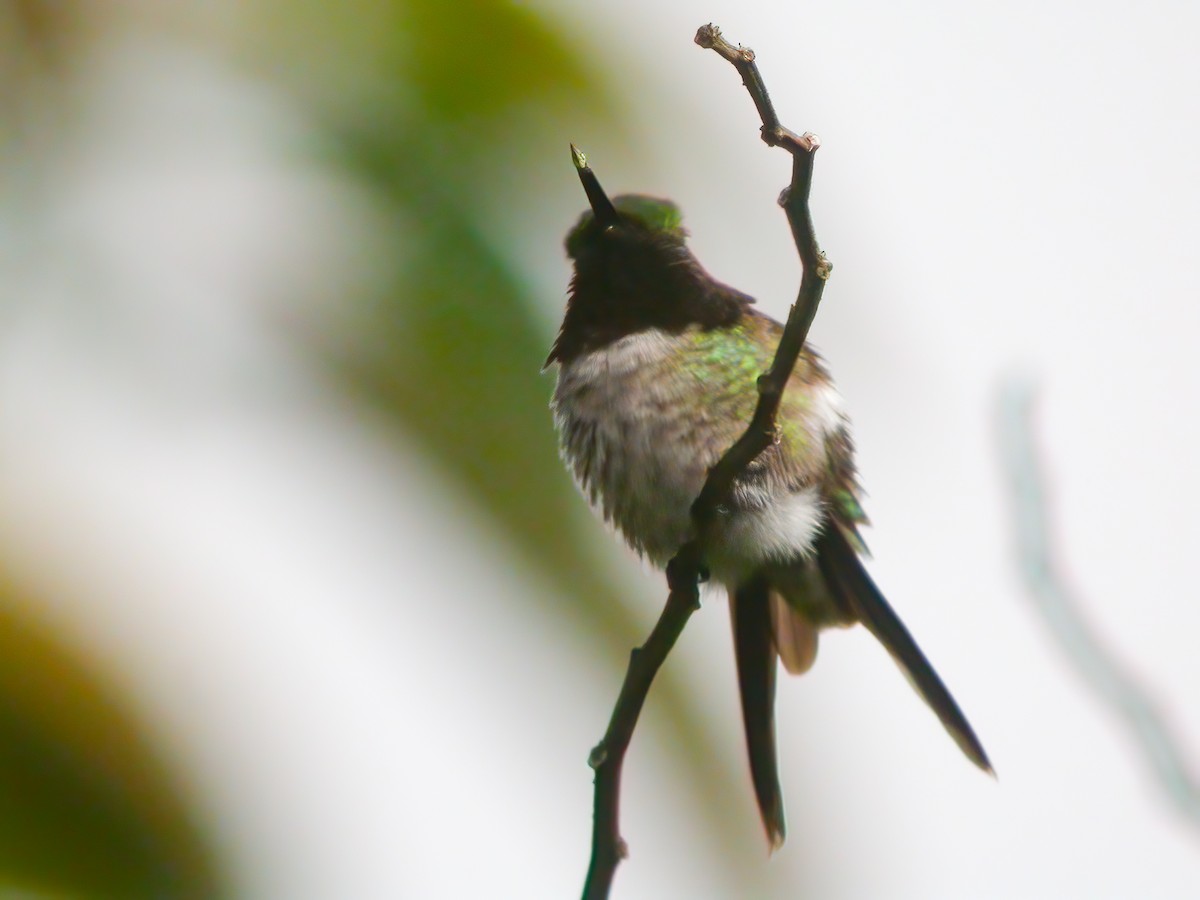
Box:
674;315;823;462
671;312;869;549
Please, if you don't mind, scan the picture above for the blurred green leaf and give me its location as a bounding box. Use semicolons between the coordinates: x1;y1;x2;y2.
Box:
404;0;597;119
0;586;224;898
254;0;760;871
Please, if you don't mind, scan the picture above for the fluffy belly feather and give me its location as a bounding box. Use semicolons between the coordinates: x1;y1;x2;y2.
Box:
551;328;841;585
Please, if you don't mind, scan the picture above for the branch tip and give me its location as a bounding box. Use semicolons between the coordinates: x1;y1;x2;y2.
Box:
695;23;754;63
694;23;718;48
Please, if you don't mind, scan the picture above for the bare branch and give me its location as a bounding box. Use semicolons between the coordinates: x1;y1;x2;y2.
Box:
583;24;832;898
689;24;831;535
582;558;701;899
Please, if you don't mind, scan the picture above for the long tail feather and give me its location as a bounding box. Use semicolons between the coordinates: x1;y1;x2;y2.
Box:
815;524;993;774
731;577;787;850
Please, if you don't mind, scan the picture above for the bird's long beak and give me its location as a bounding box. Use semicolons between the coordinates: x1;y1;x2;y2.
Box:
570;144;619;229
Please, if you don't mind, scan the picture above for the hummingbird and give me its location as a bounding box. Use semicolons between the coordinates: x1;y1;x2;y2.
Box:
546;146;991;850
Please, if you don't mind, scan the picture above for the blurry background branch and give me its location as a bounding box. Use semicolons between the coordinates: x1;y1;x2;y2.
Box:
997;380;1200;827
